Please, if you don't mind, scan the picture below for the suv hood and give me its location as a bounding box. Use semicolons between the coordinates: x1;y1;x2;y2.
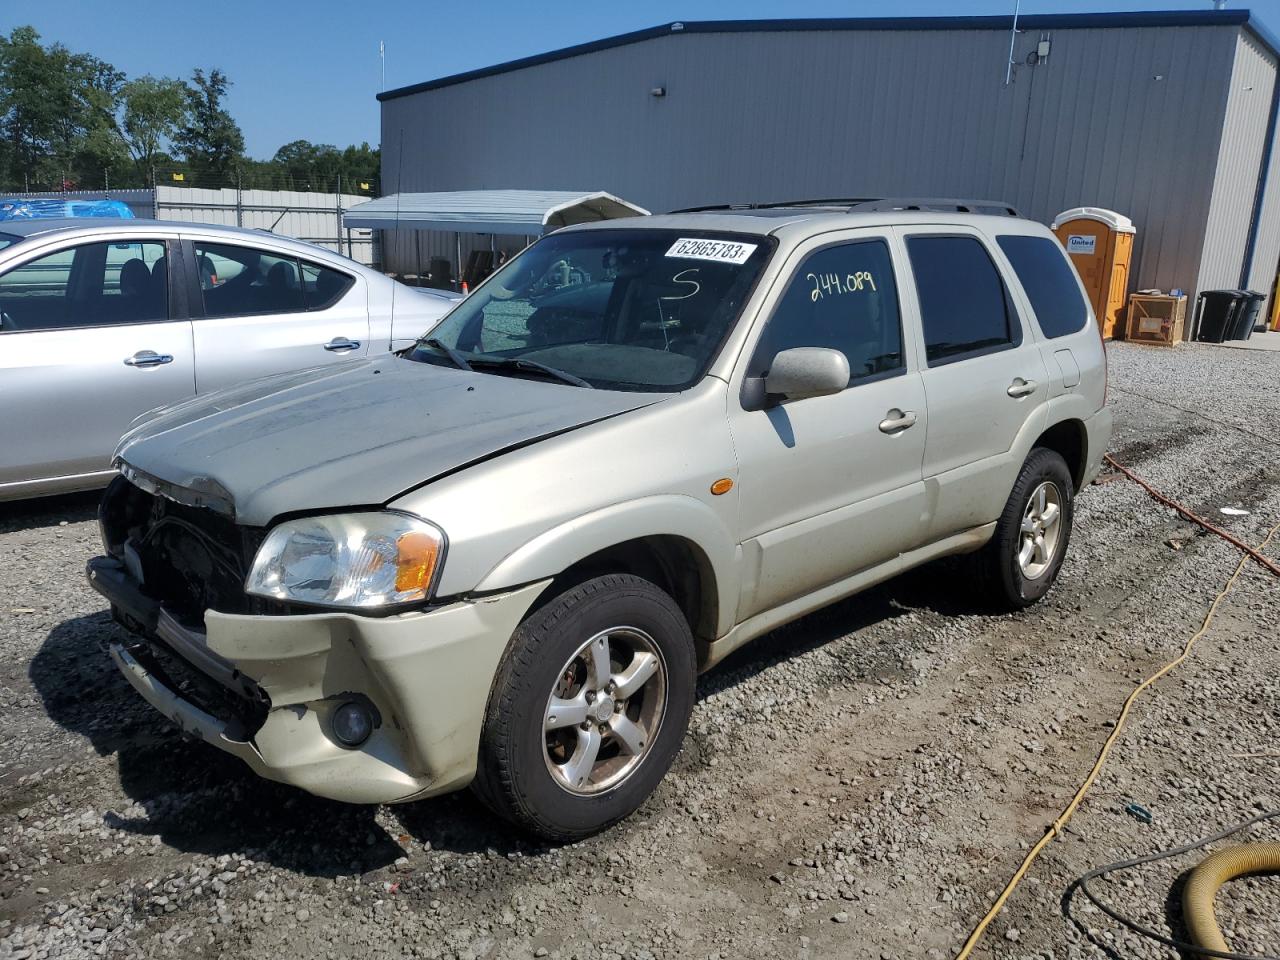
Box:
116;357;665;526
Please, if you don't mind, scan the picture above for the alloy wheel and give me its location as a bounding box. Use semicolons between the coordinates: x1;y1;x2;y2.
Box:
1018;480;1063;580
543;627;668;795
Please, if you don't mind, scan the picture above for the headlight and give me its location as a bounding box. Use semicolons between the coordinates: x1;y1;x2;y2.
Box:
245;512;444;609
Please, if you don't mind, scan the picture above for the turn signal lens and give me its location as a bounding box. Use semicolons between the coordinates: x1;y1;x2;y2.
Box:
396;530;441;592
710;477;734;495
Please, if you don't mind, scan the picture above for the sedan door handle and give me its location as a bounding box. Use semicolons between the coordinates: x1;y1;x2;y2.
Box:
878;409;918;434
1007;378;1038;398
324;337;361;352
123;350;174;368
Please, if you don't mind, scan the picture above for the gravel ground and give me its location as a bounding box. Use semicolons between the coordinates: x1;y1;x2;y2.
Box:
1;340;1278;960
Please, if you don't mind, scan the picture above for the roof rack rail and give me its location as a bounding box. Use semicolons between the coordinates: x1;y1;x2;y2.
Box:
669;197;1022;217
668;198;874;214
847;198;1022;217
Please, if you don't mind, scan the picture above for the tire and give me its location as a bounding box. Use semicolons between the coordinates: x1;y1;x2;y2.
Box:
975;447;1075;609
473;574;696;841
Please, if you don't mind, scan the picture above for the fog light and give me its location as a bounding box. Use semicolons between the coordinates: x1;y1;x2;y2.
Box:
331;701;374;748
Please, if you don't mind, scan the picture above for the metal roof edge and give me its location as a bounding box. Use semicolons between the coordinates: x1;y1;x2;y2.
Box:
377;9;1259;102
1244;14;1280;62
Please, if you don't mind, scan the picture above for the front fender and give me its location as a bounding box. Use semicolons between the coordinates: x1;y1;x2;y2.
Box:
474;494;741;639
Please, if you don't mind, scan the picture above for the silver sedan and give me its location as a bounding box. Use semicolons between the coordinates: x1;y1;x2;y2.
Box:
0;218;459;501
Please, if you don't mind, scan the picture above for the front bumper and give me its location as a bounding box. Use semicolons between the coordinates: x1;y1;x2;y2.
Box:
87;556;548;804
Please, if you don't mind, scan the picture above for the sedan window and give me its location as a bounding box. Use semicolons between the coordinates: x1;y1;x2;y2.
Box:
192;242;354;318
194;242;305;317
0;240;168;332
301;260;354;311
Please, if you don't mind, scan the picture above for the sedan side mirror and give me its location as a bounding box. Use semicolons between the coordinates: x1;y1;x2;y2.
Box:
764;347;850;404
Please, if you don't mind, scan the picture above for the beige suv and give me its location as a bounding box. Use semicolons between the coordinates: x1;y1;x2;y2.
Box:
88;198;1111;839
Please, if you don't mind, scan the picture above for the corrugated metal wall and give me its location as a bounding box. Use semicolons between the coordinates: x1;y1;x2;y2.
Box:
381;22;1244;294
153;186;377;264
0;187;378;265
1237;37;1280;312
1198;31;1278;296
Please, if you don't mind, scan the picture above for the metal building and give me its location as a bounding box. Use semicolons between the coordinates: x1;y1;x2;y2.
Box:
378;9;1280;308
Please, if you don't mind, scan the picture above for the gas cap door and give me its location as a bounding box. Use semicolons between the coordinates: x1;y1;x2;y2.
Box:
1054;348;1082;389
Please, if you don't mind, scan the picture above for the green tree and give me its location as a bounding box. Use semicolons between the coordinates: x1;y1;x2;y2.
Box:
117;75;188;182
268;139;379;192
272;138;338;188
65;52;127;186
173;67;243;183
0;30;375;194
0;25;124;189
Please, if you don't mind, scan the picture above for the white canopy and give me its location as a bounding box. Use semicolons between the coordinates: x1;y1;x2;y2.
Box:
342;189;649;234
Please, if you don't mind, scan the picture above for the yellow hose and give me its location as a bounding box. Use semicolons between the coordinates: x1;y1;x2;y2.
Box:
954;515;1280;959
1182;842;1280;955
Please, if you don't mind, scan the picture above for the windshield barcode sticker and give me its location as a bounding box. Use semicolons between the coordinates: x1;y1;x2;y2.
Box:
665;238;757;264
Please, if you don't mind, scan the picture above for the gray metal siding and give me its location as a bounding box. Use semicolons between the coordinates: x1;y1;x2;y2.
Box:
381;23;1238;292
1238;37;1280;317
1199;31;1279;299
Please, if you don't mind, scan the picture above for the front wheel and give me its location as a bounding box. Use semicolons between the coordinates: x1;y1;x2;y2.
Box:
473;574;696;841
975;447;1075;609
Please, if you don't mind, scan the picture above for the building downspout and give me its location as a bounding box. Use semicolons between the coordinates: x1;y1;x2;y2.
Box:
1238;60;1280;288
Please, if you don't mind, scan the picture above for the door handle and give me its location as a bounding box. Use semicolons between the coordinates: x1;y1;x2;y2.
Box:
1007;378;1038;398
878;409;918;434
324;337;361;352
123;350;174;368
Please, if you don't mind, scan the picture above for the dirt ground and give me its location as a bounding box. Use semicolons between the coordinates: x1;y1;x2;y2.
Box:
1;341;1278;960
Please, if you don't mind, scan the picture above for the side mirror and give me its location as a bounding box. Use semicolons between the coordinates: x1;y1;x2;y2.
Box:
764;347;850;403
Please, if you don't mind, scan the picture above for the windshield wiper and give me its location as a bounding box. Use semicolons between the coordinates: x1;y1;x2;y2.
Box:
419;337;472;371
469;356;592;389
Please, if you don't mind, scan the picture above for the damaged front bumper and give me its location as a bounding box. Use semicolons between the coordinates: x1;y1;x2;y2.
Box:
87;555;547;805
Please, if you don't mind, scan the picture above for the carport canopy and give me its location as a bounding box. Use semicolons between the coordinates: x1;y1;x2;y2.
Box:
342;189;649;234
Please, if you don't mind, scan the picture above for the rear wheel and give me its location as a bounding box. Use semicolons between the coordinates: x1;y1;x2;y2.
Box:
975;447;1074;608
474;574;696;841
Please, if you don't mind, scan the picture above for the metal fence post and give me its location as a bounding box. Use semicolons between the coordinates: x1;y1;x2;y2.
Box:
235;172;243;227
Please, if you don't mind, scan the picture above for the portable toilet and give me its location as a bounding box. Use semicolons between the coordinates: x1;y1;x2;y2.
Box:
1051;207;1135;340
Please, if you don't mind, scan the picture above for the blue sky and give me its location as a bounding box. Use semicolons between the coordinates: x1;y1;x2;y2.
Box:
3;0;1278;159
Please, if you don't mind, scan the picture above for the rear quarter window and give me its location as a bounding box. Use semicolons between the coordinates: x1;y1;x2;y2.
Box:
996;235;1089;338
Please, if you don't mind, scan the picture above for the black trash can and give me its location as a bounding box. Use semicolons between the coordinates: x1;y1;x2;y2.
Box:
1231;291;1266;340
1195;289;1245;343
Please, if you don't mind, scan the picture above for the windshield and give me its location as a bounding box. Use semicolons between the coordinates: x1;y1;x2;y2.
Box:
409;228;773;391
0;232;21;253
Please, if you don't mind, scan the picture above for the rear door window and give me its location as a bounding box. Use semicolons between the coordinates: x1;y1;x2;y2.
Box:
193;242;304;318
996;235;1089;338
906;235;1021;366
748;239;904;383
301;260;354;311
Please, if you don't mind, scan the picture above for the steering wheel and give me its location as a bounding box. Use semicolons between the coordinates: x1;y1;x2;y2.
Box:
0;309;14;332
